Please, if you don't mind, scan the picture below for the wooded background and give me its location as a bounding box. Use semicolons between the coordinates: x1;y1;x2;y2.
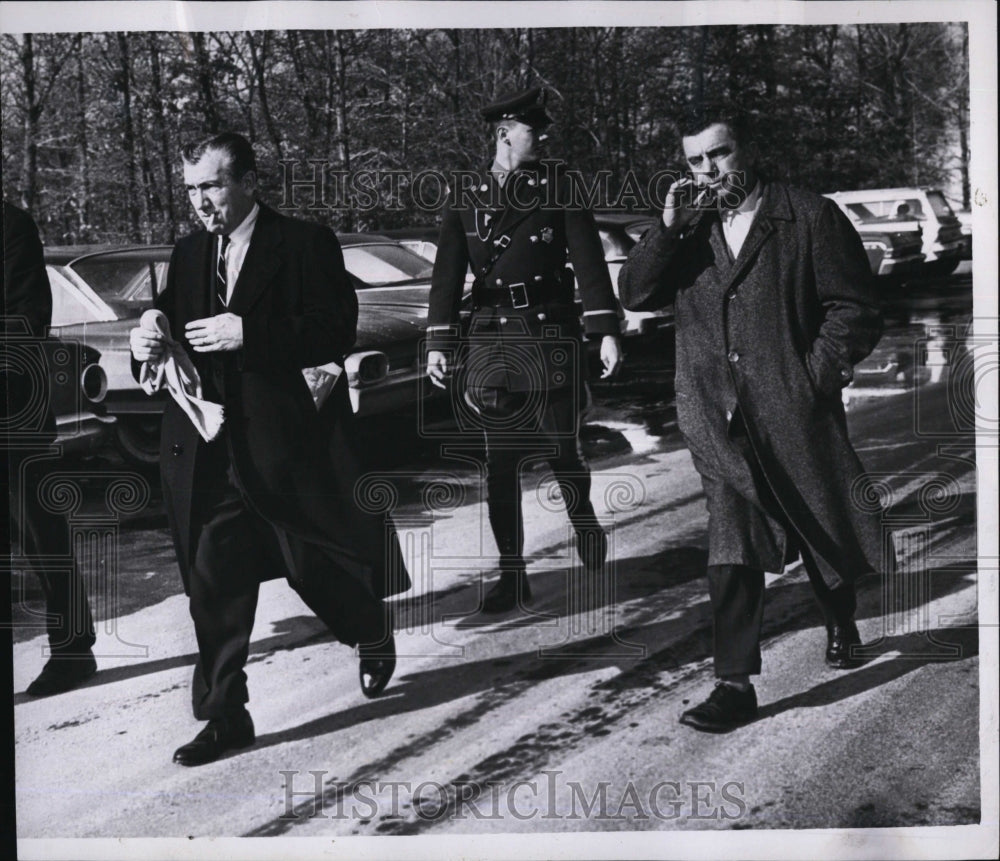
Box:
0;23;970;244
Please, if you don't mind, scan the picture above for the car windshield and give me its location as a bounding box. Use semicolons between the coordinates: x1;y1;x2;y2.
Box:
342;243;434;286
68;257;168;318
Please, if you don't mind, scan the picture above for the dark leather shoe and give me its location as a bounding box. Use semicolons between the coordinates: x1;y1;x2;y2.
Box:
680;683;758;733
574;526;608;572
481;569;532;614
826;620;863;669
26;652;97;697
359;635;396;699
172;710;255;766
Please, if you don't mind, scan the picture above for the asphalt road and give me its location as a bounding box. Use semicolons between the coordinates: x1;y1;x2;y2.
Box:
10;269;990;847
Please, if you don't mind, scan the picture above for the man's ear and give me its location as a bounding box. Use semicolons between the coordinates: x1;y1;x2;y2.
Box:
497;126;509;145
241;170;258;194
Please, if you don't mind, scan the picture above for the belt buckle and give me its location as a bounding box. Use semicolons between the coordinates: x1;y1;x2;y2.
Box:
508;282;529;309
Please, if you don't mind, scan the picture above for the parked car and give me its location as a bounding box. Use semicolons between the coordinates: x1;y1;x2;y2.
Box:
43;235;441;467
594;212;670;337
825;187;967;275
824;200;926;280
2;308;111;455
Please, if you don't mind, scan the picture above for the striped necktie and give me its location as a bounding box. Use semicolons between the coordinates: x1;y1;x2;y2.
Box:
217;234;231;310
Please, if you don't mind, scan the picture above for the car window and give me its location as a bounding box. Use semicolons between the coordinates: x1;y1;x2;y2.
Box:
845;203;880;222
399;240;437;262
47;266;117;326
69;259;160;317
342;243;434;286
600;230;628;259
925;191;954;218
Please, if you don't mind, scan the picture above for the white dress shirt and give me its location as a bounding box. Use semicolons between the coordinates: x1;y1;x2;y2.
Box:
219;202;260;305
720;181;762;259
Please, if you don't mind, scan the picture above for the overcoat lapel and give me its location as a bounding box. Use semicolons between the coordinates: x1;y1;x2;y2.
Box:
721;182;792;292
227;205;283;316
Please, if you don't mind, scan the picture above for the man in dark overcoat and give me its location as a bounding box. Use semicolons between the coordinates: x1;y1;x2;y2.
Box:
426;87;623;613
619;109;893;732
4;201;97;695
130;133;409;765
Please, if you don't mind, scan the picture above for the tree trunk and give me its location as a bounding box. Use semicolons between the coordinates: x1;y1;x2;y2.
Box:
333;30;353;230
191;32;220;133
19;34;39;211
147;33;176;243
247;31;284;160
72;34;92;239
114;33;141;240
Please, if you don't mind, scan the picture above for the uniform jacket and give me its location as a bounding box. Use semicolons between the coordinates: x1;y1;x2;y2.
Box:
3;201;55;442
427;161;619;393
619;181;892;585
136;204;409;599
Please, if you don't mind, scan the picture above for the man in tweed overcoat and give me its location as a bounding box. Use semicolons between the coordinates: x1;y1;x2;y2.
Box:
619;108;893;732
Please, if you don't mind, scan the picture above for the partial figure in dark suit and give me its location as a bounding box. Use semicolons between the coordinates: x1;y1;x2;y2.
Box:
619;108;893;732
426;87;623;613
3;200;97;696
129;133;409;766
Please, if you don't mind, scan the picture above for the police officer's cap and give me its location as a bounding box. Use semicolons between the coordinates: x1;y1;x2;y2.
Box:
481;86;552;129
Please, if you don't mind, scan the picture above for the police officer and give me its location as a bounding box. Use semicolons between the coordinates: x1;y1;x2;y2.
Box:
426;87;623;613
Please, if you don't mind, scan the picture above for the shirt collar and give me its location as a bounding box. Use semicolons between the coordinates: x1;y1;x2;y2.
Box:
722;181;762;219
490;160;510;187
227;202;260;246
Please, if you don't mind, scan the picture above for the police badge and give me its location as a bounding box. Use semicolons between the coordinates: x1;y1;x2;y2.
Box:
540;226;554;243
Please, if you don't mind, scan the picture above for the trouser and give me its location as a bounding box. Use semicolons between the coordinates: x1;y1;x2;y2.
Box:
9;451;95;656
466;384;597;571
187;441;390;720
709;412;857;677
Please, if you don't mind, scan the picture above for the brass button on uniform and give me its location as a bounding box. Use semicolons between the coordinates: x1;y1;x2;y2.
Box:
171;444;184;456
537;312;547;321
726;290;737;300
728;350;740;363
495;278;503;286
499;317;508;325
534;275;543;282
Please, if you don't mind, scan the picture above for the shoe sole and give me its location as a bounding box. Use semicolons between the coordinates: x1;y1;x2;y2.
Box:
173;735;255;766
25;665;97;697
679;713;758;733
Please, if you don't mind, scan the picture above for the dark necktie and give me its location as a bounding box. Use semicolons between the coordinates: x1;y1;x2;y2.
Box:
217;234;231;310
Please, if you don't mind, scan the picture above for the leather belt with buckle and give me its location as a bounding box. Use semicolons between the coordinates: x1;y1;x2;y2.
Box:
473;281;542;309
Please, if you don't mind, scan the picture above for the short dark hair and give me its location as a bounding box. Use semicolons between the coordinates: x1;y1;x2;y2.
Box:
677;103;755;147
180;132;257;180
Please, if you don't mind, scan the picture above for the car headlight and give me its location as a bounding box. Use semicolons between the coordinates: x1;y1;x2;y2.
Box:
344;351;389;386
80;362;108;404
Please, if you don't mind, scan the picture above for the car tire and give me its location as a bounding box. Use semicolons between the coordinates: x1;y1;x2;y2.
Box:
113;416;161;470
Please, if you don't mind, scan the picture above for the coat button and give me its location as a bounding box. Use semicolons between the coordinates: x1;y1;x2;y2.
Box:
537;313;547;321
528;178;536;186
725;409;733;421
530;235;539;243
534;275;543;282
171;443;184;456
499;317;508;325
728;350;740;363
479;184;488;192
495;278;503;286
726;290;737;300
840;368;852;379
540;178;548;185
